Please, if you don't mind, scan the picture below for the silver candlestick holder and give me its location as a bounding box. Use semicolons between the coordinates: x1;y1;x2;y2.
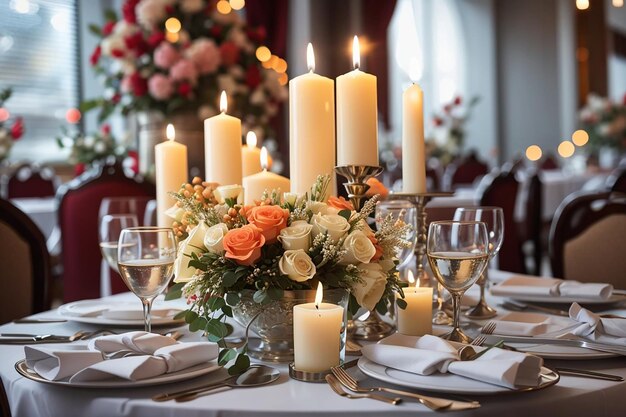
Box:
335;164;392;340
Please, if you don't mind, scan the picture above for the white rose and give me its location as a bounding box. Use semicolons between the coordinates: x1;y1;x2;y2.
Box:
311;213;350;243
213;184;243;204
164;204;184;222
279;250;316;282
101;35;126;57
174;222;208;283
278;222;313;251
84;136;95;148
307;201;339;215
203;223;228;254
94;142;106;154
340;230;376;265
352;263;388;311
136;0;168;29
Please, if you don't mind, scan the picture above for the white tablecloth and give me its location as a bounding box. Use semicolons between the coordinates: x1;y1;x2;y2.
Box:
10;197;60;255
537;171;608;221
2;272;625;417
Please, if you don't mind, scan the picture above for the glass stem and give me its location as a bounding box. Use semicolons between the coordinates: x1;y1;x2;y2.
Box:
452;293;461;332
142;297;153;333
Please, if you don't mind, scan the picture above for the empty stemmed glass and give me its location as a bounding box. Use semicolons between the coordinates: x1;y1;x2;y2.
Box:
117;227;177;332
454;207;504;319
427;221;490;343
99;214;138;273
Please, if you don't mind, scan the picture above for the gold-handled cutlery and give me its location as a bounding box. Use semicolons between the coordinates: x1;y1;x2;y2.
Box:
500;300;569;317
555;368;624;381
325;374;402;405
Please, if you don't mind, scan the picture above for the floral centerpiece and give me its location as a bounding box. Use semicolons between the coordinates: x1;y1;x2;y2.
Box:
0;88;25;161
578;94;626;151
165;175;410;373
426;95;479;165
83;0;287;139
57;124;137;176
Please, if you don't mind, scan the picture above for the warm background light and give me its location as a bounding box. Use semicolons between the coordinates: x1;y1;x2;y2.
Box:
572;129;589;146
165;17;181;33
558;141;575;158
278;73;288;86
216;0;231;14
255;46;271;62
229;0;245;10
0;108;9;122
274;58;288;73
166;31;179;43
576;0;590;10
525;145;543;161
613;0;623;7
262;55;278;69
65;108;81;124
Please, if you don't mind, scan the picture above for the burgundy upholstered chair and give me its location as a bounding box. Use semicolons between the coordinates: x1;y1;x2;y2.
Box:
540;154;559;171
477;169;526;273
57;163;155;302
606;168;626;194
1;163;59;199
442;152;489;191
516;170;543;275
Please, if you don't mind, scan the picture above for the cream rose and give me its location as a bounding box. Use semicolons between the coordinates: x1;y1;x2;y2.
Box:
213;184;243;204
283;192;302;206
203;223;229;254
278;221;313;251
340;230;376;265
307;201;339;215
278;250;316;282
352;263;388;311
174;222;208;283
311;213;350;243
164;204;184;222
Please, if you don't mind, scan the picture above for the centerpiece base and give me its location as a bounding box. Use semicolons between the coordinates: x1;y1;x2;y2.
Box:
247;337;295;363
288;363;332;383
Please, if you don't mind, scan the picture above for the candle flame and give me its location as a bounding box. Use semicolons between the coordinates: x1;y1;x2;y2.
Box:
407;270;419;287
352;35;360;70
166;124;175;141
314;281;323;308
260;146;269;170
307;42;315;73
409;58;420;82
220;91;228;113
246;131;257;148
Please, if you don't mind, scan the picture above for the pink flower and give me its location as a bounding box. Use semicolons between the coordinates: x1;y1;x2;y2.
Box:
186;38;221;74
148;74;173;100
170;59;198;85
154;42;180;69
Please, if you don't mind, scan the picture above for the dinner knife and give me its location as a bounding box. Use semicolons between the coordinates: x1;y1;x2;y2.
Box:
555;368;624;382
13;318;68;324
484;335;626;356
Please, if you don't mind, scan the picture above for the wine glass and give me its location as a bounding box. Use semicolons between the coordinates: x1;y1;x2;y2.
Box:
427;221;489;343
99;196;153;224
375;199;417;270
99;214;138;273
117;227;177;332
454;207;504;319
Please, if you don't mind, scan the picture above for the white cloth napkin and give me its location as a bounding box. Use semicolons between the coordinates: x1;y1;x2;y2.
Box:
362;334;543;389
489;312;574;336
24;332;218;382
491;276;613;300
569;303;626;346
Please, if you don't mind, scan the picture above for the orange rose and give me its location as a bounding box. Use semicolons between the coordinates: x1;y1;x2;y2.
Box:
223;224;266;266
327;196;354;211
365;178;389;198
246;205;289;243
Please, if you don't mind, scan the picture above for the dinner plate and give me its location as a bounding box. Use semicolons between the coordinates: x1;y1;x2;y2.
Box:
357;357;559;395
57;299;184;327
507;343;617;360
15;359;220;388
505;294;625;305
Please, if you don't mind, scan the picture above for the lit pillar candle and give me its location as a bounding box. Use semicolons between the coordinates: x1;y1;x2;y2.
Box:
204;91;243;186
293;282;344;372
336;36;379;167
241;131;262;177
402;73;427;193
242;147;290;205
289;43;336;197
397;271;433;336
155;124;188;228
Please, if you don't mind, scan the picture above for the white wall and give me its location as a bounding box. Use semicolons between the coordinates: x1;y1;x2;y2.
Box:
606;0;626;102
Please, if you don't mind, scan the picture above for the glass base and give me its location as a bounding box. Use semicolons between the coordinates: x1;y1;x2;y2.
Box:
247;337;294;363
351;312;395;341
464;300;498;319
432;310;453;325
440;327;473;344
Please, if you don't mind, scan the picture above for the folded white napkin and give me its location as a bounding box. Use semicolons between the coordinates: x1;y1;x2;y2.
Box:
489;312;574;336
570;303;626;346
24;332;218;382
491;276;613;300
362;334;543;389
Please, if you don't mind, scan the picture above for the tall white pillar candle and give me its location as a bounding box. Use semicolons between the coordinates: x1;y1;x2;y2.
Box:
289;43;336;197
155;124;188;228
402;83;427;193
204;91;243;186
293;283;343;372
336;36;379;167
396;271;433;336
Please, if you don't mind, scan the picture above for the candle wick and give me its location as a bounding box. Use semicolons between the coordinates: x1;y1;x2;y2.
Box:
354;63;360;71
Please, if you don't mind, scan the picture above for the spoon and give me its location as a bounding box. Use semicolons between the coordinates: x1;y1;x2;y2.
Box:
152;365;280;402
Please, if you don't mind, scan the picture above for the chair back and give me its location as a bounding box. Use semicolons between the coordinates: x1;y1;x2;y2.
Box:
57;163;155;302
606;168;626;193
540;155;559;171
1;163;59;199
478;170;526;273
517;170;543;275
0;198;51;323
549;191;626;286
443;152;488;190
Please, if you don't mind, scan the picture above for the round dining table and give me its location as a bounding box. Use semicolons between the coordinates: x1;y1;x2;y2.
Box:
1;270;625;417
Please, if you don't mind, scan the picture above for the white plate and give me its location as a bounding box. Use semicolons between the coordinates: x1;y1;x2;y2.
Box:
505;294;625;305
357;357;559;395
508;343;617;360
57;299;184;327
15;359;220;388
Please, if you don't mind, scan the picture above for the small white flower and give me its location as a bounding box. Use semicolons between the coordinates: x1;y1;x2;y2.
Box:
278;249;316;282
203;223;229;254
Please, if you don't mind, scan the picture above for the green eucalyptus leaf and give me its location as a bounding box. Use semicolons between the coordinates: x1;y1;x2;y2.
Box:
222;271;238;288
396;298;408;310
228;354;250;375
88;24;102;37
375;300;388;315
207;296;226;312
221;305;233;317
338;209;351;221
252;290;268;304
185;310;199;324
205;319;229;339
267;287;283;301
189;316;207;332
225;292;240;306
173;310;187;320
218;348;237;366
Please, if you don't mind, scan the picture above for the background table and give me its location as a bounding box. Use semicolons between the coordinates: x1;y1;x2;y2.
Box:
10;197;60;255
1;271;625;417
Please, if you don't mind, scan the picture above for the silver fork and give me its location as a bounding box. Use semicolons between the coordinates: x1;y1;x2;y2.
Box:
326;375;401;405
330;366;456;411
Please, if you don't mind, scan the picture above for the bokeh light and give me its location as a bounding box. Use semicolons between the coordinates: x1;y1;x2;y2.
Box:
65;108;81;124
165;17;181;33
278;73;288;86
274;58;288;73
576;0;589;10
216;0;232;14
0;108;9;122
572;129;589;146
230;0;245;10
166;31;179;43
557;141;575;158
255;46;271;62
525;145;542;161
